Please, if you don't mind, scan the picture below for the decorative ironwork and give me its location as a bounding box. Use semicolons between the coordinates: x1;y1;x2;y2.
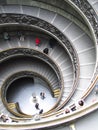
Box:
71;0;98;41
71;0;98;98
0;48;62;88
0;48;64;116
71;0;98;84
0;13;79;78
2;71;54;116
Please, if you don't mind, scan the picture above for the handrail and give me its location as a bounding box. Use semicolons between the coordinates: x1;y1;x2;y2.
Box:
0;12;80;110
68;0;98;100
4;2;90;36
70;0;98;41
2;70;53;96
15;102;32;118
0;3;97;129
7;102;32;118
0;48;63;92
41;100;98;119
82;75;98;99
0;101;98;129
0;48;64;115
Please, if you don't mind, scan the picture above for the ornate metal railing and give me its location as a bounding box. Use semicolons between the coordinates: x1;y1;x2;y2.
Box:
0;13;79;79
0;48;64;113
0;12;80;109
0;101;98;129
70;0;98;98
0;48;63;86
71;0;98;42
2;71;53;118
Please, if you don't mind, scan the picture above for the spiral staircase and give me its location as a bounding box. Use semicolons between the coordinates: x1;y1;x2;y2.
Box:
0;0;98;130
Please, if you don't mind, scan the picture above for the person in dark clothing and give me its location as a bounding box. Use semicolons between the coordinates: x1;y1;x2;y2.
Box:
35;103;39;109
40;92;45;99
69;103;76;111
76;99;84;109
78;99;84;106
43;48;49;54
17;31;24;41
39;109;43;114
49;38;57;49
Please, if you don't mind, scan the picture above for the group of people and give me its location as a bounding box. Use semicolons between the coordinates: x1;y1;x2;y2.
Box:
35;37;49;55
32;92;46;102
65;99;84;114
3;31;57;55
35;37;56;48
32;92;46;115
35;37;57;55
3;31;25;41
35;103;43;114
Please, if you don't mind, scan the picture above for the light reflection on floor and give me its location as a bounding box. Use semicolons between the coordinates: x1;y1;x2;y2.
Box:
7;82;57;115
20;83;57;115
